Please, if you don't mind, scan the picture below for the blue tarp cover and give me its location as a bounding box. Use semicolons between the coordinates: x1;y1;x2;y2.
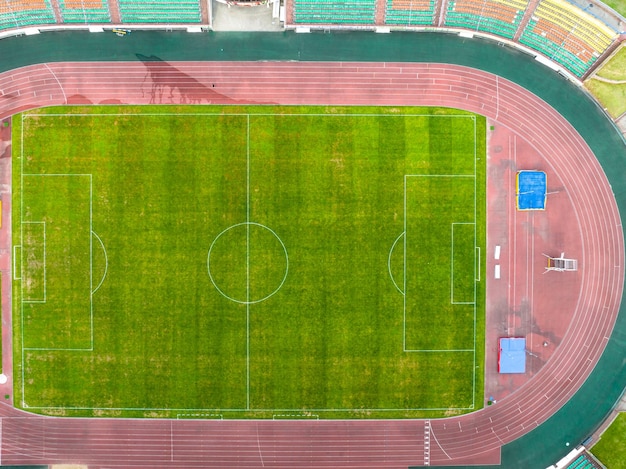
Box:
517;170;547;210
498;337;526;373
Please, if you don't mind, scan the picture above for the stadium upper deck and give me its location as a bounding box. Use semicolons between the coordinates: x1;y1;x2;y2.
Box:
0;0;623;77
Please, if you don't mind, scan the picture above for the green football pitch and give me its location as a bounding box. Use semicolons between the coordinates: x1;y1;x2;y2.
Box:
12;105;486;419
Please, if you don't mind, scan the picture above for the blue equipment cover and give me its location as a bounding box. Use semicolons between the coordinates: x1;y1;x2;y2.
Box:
516;170;547;210
498;337;526;373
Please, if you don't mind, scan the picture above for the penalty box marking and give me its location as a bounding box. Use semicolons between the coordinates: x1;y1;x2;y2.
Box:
403;174;477;353
403;173;480;410
20;174;94;354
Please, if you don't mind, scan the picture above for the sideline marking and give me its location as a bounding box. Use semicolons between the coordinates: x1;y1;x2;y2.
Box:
26;403;476;412
18;111;481;414
12;245;20;280
247;114;250;411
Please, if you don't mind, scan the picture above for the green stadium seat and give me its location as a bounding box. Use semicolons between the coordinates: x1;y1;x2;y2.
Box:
443;0;526;40
118;0;201;23
385;0;436;26
59;0;111;23
293;0;376;24
0;2;56;31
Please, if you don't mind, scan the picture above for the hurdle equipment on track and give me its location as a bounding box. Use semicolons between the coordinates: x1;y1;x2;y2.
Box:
545;253;578;272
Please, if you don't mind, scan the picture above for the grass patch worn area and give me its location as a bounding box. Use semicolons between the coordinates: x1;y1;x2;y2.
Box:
585;45;626;119
12;105;486;419
591;412;626;468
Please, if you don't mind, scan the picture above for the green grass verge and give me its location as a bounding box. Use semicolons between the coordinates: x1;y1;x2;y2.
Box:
13;105;486;419
591;412;626;468
585;45;626;118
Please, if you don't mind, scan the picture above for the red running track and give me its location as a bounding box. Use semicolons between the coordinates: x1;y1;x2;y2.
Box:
0;61;622;468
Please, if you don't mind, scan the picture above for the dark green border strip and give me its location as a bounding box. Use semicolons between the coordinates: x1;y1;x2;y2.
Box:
3;29;626;469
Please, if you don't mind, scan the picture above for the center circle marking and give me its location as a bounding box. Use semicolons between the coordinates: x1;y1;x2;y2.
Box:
207;222;289;304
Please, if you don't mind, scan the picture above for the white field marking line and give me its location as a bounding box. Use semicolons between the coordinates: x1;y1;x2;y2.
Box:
22;173;92;177
403;349;474;352
20;112;480;413
424;420;431;466
23;346;93;351
403;175;407;352
26;404;475;411
256;424;265;468
20;113;25;408
90;174;93;349
526;212;530;306
20;221;46;303
513;135;518;316
530;211;535;364
506;135;515;334
495;75;500;121
388;231;405;295
430;424;453;460
43;63;67;104
404;174;475;178
272;414;320;420
476;247;481;281
404;175;477;358
26;112;477;118
450;222;476;305
176;413;223;419
246;114;250;411
472;118;478;410
12;245;20;280
91;231;108;295
206;223;289;304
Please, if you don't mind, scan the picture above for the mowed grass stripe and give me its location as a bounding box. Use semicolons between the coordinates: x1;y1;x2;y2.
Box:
13;106;486;419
